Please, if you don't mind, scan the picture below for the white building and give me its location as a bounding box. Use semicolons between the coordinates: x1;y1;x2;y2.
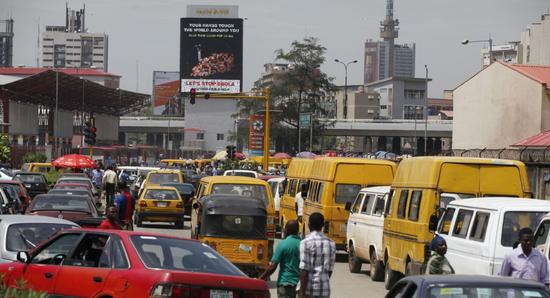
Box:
41;5;108;71
520;13;550;66
481;42;521;66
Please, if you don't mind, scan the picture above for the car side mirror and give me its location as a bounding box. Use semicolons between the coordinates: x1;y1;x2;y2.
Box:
429;214;439;232
345;202;352;212
17;251;29;263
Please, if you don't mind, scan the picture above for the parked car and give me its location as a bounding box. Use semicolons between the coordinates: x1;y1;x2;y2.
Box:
3;229;270;297
223;170;259;178
13;172;49;198
25;194;100;223
0;180;31;212
58;173;88;179
0;215;78;263
345;186;389;280
56;177;98;199
437;197;550;276
48;189;98;207
0;188;15;214
386;275;550;298
1;185;22;213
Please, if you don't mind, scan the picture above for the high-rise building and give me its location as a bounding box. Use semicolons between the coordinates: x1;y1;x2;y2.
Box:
520;14;550;66
0;19;14;67
41;5;108;71
363;0;415;84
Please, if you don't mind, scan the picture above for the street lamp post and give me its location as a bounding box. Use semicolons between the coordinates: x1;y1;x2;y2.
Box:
424;65;428;155
334;59;358;119
461;35;493;66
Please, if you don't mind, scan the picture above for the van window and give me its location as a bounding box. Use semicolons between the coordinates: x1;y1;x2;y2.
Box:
469;212;490;242
351;193;364;214
335;184;361;205
502;211;547;247
385;190;395;216
315;183;324;203
397;190;409;219
535;220;550;251
363;194;376;215
452;210;474;238
288;179;298;197
408;191;422;221
440;193;476;209
438;208;455;235
307;182;317;201
373;195;386;216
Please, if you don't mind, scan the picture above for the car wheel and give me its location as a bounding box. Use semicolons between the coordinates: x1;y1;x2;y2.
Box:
384;262;401;290
370;251;385;282
348;243;362;273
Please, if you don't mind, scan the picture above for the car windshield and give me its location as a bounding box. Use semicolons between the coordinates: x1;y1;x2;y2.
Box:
161;184;194;194
203;214;266;239
130;235;244;276
211;183;269;205
49;189;90;197
502;211;547;247
58;179;92;187
32;196;91;213
7;223;75;251
429;286;550;297
15;175;44;183
144;189;179;200
54;184;89;191
148;173;180;184
225;171;256;178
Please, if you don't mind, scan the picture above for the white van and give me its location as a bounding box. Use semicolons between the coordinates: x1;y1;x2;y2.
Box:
267;177;285;212
345;186;389;281
534;214;550;265
437;197;550;276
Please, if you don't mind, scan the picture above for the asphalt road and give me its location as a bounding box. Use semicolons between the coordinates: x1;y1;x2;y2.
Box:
135;221;388;298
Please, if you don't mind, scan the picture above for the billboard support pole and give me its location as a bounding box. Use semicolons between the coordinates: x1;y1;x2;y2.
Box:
263;88;271;172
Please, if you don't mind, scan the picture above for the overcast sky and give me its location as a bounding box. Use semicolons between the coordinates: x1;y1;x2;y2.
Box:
3;0;549;97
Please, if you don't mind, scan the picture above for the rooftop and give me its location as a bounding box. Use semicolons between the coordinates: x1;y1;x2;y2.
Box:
0;67;120;78
512;130;550;147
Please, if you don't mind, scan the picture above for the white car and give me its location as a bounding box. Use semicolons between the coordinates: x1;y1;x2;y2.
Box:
223;170;258;179
345;186;389;281
0;215;78;263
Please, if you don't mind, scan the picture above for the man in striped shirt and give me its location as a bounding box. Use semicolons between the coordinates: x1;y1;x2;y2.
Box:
299;212;336;298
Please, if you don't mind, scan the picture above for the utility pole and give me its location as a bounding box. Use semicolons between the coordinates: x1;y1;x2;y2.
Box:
424;65;428;155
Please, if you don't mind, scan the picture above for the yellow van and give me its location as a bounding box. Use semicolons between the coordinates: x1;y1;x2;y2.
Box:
382;157;532;289
21;163;54;173
279;159;314;227
194;176;277;256
302;158;397;250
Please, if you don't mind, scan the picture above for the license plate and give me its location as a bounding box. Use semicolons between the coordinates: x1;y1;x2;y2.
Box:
210;289;232;298
156;202;167;207
25;184;31;188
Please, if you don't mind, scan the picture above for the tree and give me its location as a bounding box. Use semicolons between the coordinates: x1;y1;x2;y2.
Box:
0;135;10;163
239;37;336;153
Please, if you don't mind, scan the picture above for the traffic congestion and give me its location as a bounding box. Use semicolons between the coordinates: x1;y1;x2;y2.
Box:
0;154;546;297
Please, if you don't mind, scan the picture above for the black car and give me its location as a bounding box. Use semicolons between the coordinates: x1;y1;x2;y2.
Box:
13;172;49;198
386;275;550;298
161;182;195;216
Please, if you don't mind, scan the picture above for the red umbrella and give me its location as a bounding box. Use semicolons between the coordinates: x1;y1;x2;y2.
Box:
52;154;96;169
273;152;291;159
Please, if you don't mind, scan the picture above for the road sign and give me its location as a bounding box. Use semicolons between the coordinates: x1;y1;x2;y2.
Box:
300;113;311;128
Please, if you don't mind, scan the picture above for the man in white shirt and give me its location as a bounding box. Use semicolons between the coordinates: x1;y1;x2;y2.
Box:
102;166;118;206
294;183;307;223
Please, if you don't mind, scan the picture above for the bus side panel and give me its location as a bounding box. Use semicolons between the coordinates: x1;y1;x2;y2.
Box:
438;163;480;195
479;166;525;197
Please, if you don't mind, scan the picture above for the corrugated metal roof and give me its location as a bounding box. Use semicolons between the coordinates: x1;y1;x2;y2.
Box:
512;130;550;147
504;63;550;89
0;67;120;78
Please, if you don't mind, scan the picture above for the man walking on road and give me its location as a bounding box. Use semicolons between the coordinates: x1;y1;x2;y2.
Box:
102;166;117;206
260;220;301;298
299;212;336;298
499;227;550;285
98;206;122;230
115;182;135;230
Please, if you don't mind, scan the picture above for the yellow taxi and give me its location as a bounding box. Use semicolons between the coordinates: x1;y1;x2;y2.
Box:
134;186;185;229
140;169;184;195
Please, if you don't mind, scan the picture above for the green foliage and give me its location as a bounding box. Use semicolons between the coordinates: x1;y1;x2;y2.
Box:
0;134;10;163
239;36;336;153
23;152;47;163
0;274;47;298
44;170;59;186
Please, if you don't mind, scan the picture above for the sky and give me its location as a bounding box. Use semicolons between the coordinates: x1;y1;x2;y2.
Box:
2;0;549;97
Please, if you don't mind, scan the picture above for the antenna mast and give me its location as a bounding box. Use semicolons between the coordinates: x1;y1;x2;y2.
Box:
380;0;399;77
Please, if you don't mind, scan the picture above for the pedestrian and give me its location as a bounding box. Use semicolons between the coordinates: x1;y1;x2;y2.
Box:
114;182;135;230
260;220;301;298
295;184;307;223
499;227;549;285
298;212;336;298
98;206;122;230
102;166;117;206
425;235;455;275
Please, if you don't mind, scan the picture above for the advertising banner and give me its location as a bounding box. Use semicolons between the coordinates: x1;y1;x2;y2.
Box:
249;115;264;156
152;71;181;116
186;5;238;18
180;18;243;94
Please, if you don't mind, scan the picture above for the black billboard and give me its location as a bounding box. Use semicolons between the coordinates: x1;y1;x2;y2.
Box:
180;18;243;94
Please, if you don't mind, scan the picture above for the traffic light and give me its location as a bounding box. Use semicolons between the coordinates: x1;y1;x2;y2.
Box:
190;88;196;105
84;121;97;145
226;145;236;160
90;126;97;145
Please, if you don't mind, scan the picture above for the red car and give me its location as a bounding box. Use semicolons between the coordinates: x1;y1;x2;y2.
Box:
0;180;31;212
5;229;270;298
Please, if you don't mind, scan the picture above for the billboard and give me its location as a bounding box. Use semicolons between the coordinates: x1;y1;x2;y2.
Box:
249;115;264;156
152;71;180;116
186;5;238;18
180;18;243;94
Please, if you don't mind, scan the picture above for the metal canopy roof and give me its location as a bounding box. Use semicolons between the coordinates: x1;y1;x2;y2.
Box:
0;70;149;116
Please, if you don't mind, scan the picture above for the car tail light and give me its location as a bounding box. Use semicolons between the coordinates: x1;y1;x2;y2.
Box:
242;290;270;298
257;244;264;260
266;231;275;238
324;221;330;234
176;202;183;208
150;283;204;298
139;200;147;207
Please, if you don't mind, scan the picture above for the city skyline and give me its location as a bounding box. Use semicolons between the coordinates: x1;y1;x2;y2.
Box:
2;0;549;97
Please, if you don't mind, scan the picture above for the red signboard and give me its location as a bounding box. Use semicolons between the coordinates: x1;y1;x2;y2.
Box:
249;115;264;156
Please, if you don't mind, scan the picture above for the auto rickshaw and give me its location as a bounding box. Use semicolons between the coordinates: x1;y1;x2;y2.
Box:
191;194;268;277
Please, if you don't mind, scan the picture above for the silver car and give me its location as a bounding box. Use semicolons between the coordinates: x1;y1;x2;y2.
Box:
0;215;78;263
